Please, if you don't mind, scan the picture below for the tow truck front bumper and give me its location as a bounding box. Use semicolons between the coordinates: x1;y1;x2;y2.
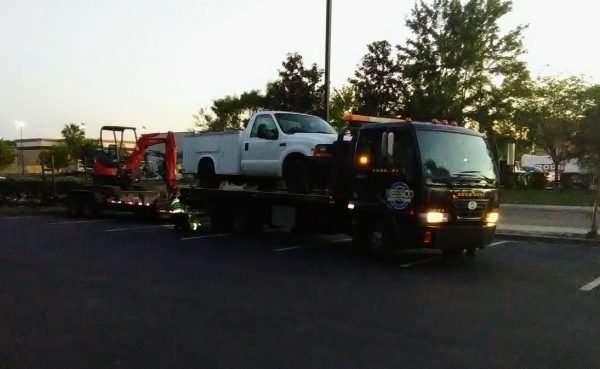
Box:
418;223;496;249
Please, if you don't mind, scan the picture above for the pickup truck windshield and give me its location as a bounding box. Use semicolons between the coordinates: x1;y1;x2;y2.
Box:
416;130;497;185
275;113;336;135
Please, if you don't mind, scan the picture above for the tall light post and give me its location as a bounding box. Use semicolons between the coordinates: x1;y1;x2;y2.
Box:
324;0;332;122
15;120;25;175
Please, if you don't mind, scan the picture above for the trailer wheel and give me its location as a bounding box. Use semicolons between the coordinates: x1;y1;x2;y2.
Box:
67;195;83;217
197;159;219;188
283;155;311;194
81;195;99;217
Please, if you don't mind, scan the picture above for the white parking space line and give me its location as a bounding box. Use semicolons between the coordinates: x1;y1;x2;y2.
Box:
180;233;230;241
488;240;512;247
273;245;311;252
399;256;441;268
50;219;109;225
106;225;174;232
580;275;600;291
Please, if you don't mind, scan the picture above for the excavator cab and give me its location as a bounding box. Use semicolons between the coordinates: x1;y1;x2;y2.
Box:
92;126;178;198
93;126;139;186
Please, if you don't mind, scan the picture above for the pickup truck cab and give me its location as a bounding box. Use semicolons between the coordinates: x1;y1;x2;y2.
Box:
182;111;338;192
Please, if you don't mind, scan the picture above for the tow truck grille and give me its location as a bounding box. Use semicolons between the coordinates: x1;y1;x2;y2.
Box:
452;199;488;220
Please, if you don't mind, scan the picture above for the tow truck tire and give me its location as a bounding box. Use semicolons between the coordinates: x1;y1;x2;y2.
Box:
232;207;264;235
442;248;464;257
197;159;219;189
210;210;233;233
353;219;394;256
283;156;310;194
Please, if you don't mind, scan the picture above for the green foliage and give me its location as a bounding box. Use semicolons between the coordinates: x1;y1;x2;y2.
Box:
60;123;96;162
193;90;265;132
0;139;16;170
265;53;325;116
571;104;600;177
193;53;326;132
349;41;403;116
329;85;357;129
398;0;530;131
515;76;593;185
39;144;70;170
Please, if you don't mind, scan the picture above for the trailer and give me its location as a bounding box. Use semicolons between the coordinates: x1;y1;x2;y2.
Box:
66;126;178;218
67;185;173;218
175;115;501;256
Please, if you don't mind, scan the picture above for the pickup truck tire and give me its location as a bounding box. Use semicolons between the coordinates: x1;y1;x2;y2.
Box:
283;156;311;194
197;159;219;189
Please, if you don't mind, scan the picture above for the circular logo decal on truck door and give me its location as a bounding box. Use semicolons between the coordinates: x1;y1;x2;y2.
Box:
386;182;415;210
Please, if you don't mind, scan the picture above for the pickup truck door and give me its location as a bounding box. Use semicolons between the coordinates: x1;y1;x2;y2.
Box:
241;114;282;176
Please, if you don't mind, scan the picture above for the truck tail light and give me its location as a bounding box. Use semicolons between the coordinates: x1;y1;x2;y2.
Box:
313;144;331;158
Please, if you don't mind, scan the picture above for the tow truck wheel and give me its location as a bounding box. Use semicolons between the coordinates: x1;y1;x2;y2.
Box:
353;220;393;256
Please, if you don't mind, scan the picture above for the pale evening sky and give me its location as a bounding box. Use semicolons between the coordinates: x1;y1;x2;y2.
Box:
1;0;599;139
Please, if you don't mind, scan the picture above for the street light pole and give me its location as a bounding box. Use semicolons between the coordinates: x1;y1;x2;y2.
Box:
20;126;24;175
324;0;332;123
15;121;25;175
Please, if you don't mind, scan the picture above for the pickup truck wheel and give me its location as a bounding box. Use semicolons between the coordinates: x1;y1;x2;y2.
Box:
197;159;219;188
284;156;311;194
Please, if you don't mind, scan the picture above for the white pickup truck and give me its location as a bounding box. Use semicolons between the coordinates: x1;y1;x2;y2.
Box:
182;111;338;192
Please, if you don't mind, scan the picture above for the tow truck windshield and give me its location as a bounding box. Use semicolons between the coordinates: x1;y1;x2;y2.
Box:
416;130;497;187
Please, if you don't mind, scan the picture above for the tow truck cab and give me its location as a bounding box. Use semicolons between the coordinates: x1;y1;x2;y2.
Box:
346;117;499;252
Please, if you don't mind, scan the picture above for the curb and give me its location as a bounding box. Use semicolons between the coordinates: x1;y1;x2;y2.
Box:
496;231;600;246
500;204;594;212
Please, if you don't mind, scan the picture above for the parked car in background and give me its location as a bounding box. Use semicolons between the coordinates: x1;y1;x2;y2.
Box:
520;154;591;189
521;166;550;189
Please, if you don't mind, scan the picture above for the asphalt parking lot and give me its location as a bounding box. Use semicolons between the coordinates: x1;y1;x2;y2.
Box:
1;214;599;369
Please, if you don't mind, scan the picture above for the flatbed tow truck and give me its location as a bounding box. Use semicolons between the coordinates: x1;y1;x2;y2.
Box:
176;115;500;256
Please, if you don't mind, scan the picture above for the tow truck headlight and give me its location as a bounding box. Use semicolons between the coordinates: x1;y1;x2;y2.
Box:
358;155;370;166
425;211;449;224
485;211;499;224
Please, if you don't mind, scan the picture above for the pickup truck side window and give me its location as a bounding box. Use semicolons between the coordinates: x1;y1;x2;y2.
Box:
251;115;279;140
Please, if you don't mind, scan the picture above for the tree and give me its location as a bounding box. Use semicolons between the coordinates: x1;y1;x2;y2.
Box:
398;0;530;132
193;90;265;132
60;123;96;162
571;88;600;238
516;76;593;188
39;144;70;170
329;85;357;129
0;139;16;171
349;41;403;117
264;53;325;116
